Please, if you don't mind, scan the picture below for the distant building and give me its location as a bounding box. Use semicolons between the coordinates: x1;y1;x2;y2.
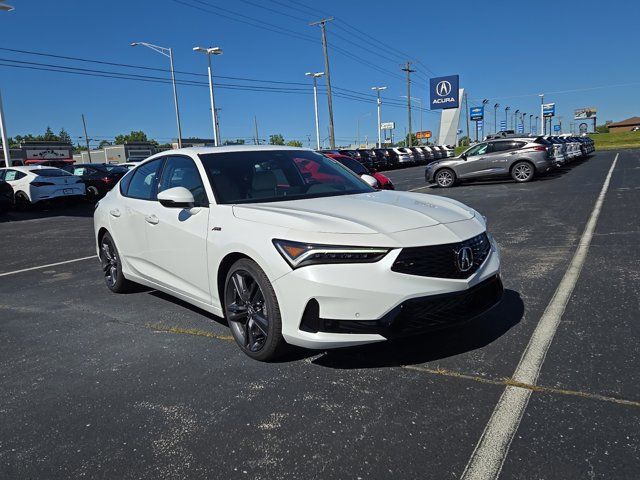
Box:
607;117;640;133
74;142;158;164
2;141;73;167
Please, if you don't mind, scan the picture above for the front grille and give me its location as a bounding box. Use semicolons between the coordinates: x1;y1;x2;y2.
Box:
391;233;491;279
388;274;503;336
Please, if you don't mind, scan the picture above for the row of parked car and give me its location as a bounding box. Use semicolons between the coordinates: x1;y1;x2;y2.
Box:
424;133;595;188
321;145;455;171
0;163;130;213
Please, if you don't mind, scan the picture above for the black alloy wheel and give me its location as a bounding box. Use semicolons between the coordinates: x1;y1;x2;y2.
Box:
224;258;287;361
100;232;133;293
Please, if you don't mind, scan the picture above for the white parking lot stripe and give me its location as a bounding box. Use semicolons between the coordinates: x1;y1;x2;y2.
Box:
408;185;430;192
460;153;619;480
0;255;98;277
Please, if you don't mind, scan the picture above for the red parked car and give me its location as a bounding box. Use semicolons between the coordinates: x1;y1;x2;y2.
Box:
323;153;394;190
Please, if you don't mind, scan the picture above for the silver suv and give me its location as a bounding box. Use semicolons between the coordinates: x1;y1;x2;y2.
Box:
425;137;553;188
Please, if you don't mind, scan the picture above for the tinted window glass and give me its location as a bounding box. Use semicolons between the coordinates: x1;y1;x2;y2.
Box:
103;165;128;174
335;156;368;175
490;142;513;152
125;158;164;200
158;156;208;206
5;170;25;181
465;143;491;156
200;150;373;204
32;168;72;177
119;169;135;195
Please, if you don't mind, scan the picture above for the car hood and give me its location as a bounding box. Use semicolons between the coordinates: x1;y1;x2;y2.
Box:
232;190;475;234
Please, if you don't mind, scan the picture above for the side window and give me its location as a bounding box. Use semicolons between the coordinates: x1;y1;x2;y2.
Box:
467;143;491;156
512;142;526;150
73;167;86;176
0;170;5;181
490;142;512;152
125;158;164;200
158;156;208;206
4;170;19;181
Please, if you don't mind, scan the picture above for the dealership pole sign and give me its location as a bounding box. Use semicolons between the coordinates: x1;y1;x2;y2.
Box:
380;122;395;130
430;75;459;110
499;120;507;131
469;106;484;121
543;103;555;117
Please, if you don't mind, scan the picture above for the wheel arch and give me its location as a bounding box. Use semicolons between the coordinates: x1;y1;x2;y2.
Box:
433;166;457;184
509;159;535;173
217;252;252;311
96;227;109;257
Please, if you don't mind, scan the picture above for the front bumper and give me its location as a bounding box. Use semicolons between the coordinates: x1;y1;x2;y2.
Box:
272;238;501;349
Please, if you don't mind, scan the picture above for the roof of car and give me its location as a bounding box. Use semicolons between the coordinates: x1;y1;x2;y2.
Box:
0;165;64;172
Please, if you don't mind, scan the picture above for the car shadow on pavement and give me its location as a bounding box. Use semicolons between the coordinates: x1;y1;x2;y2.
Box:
310;289;524;369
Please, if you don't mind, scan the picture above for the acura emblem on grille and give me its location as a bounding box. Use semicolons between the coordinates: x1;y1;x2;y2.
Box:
457;246;474;272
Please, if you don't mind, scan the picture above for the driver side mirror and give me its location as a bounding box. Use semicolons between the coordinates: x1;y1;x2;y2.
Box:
460;153;467;161
157;186;195;209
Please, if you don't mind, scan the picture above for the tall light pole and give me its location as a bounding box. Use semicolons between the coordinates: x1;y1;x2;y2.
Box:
305;72;324;150
520;112;526;133
505;106;510;131
493;103;500;134
529;114;534;134
539;93;545;135
0;1;14;166
482;99;489;138
310;18;336;149
514;109;520;131
131;42;183;148
372;86;387;148
193;46;223;146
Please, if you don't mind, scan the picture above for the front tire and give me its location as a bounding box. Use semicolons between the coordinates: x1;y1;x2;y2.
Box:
435;168;456;188
511;161;535;183
14;191;31;211
100;232;135;293
224;258;287;361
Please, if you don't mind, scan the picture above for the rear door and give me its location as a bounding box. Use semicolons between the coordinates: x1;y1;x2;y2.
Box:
143;155;212;304
484;141;521;175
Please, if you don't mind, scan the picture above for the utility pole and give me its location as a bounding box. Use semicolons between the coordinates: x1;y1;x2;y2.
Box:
310;18;335;149
253;116;259;145
401;62;415;146
0;89;10;167
81;114;92;162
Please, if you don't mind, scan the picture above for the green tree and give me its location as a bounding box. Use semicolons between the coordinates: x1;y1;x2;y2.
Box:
269;134;285;145
58;127;72;144
458;136;470;146
286;140;303;147
114;130;148;144
595;124;609;134
43;126;58;141
98;140;112;148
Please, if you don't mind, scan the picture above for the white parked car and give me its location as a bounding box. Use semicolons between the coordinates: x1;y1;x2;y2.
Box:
392;148;414;164
0;165;85;207
94;146;502;361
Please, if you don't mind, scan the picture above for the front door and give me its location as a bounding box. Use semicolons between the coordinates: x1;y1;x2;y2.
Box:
143;156;211;305
457;143;492;179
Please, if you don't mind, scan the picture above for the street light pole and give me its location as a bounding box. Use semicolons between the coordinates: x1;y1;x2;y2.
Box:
0;2;14;166
372;86;387;148
193;46;223;146
539;93;545;136
131;42;183;148
505;106;510;132
306;72;324;150
529;114;533;134
514;109;520;131
493;103;500;134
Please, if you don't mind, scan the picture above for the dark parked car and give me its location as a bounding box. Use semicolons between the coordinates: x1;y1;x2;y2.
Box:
0;180;12;213
63;163;128;200
325;153;395;190
368;149;389;170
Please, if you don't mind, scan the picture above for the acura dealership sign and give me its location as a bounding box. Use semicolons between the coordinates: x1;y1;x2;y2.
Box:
430;75;459;110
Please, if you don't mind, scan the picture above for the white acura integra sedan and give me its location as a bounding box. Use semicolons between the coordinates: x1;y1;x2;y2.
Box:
94;146;502;361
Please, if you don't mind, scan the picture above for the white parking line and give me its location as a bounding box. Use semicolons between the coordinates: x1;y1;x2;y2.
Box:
408;185;430;192
460;153;619;480
0;255;98;277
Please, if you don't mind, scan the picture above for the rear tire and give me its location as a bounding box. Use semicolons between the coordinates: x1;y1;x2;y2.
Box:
511;161;535;183
14;191;30;211
224;258;288;361
100;232;135;293
435;168;456;188
86;185;99;201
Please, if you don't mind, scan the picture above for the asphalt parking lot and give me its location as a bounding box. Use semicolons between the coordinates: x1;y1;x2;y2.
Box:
1;149;638;479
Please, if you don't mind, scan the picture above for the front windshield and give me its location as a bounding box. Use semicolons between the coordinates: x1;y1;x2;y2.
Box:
199;150;374;204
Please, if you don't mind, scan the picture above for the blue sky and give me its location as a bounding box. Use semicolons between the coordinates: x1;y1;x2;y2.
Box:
1;0;639;146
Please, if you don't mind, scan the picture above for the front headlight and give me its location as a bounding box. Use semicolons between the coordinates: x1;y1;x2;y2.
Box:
273;239;390;269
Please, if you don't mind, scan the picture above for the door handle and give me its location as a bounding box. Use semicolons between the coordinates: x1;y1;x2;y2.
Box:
145;214;159;225
109;209;121;217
